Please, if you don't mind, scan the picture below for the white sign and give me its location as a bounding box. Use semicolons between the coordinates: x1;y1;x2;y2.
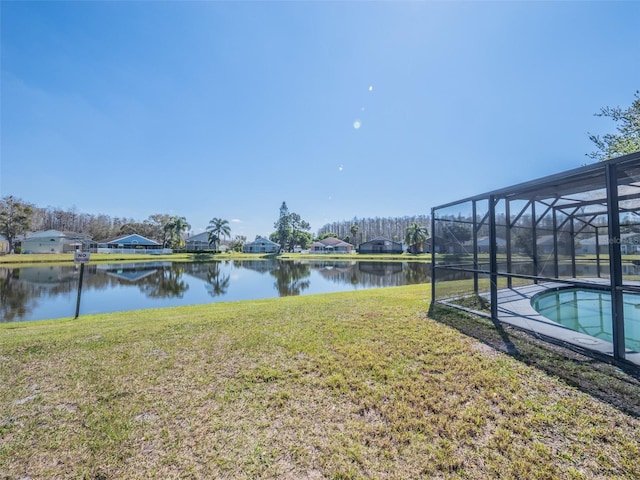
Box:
74;251;91;263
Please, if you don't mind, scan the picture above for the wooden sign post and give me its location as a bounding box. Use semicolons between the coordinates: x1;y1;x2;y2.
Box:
74;251;90;319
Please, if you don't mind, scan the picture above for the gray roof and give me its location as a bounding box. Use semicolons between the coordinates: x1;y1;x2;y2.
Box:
185;231;210;242
246;237;279;246
25;229;67;239
105;234;160;246
580;232;640;245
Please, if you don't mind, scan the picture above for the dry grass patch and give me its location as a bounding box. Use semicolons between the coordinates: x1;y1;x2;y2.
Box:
1;285;639;479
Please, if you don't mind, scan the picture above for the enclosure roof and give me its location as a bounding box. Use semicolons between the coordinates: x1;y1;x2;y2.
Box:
432;151;640;213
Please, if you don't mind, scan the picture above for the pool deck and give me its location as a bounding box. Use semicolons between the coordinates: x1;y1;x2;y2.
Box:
496;280;640;366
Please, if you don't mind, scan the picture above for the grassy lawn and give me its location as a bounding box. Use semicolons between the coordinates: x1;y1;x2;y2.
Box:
0;252;252;267
1;285;639;479
0;252;429;268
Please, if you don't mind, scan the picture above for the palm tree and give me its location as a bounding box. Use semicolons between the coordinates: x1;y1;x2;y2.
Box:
405;223;429;253
207;218;231;251
350;224;360;247
164;216;191;249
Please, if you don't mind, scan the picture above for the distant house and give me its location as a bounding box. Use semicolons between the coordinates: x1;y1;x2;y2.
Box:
97;234;171;254
465;236;507;254
358;237;403;254
243;237;280;254
536;234;573;255
0;234;9;254
460;235;574;255
309;237;354;254
21;230;87;254
579;232;640;255
184;231;228;252
432;234;473;254
578;234;608;255
430;236;448;254
185;231;211;251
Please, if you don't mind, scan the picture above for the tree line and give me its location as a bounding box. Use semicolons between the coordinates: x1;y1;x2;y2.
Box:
0;196;198;252
269;202;430;252
0;196;432;254
317;214;431;245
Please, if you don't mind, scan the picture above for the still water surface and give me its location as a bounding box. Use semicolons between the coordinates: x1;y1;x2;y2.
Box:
531;288;640;352
1;259;431;322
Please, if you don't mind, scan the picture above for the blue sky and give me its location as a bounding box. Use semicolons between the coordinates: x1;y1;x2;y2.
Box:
2;1;639;240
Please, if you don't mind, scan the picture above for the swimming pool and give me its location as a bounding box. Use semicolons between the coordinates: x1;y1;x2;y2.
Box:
531;288;640;352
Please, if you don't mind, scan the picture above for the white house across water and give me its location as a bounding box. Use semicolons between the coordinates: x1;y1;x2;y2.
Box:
21;230;87;254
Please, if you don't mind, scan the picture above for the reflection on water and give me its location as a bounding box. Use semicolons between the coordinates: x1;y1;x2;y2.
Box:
1;259;432;322
270;260;311;296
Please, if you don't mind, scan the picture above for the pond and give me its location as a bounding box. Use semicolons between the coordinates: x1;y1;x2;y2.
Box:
0;259;432;322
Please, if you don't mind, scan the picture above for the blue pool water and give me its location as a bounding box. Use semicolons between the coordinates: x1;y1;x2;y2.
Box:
531;288;640;352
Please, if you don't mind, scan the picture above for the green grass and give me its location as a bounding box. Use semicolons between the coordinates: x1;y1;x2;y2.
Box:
0;252;268;267
1;285;639;479
0;251;429;268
